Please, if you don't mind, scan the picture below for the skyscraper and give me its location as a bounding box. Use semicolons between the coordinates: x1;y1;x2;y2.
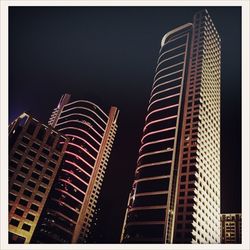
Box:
221;213;242;243
121;9;221;243
9;113;69;243
32;94;119;243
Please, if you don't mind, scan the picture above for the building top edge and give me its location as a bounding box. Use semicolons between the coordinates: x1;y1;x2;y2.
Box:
160;22;193;47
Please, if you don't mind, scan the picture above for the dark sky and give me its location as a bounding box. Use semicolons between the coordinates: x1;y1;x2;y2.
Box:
9;6;241;243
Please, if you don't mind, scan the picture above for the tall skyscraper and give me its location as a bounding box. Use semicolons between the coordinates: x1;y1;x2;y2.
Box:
221;213;242;243
9;113;69;243
32;94;119;243
121;9;221;243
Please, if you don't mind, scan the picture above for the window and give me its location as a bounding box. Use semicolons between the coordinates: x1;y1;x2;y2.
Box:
9;169;14;178
27;122;36;135
23;189;32;197
181;175;186;182
10;160;18;169
189;174;196;181
22;137;30;144
32;143;40;150
35;164;43;171
56;140;64;152
48;161;56;168
27;181;36;188
10;218;19;227
45;169;53;176
46;134;55;146
22;223;31;232
52;154;59;161
38;186;46;193
16;175;25;183
13;152;22;160
24;158;32;166
20;166;29;174
9;193;17;201
177;215;183;220
39;156;46;163
30;204;39;212
41;177;49;185
178;207;184;212
26;213;35;221
42;148;49;155
12;184;21;192
37;126;46;141
17;144;26;152
34;195;42;202
189;165;197;172
28;150;36;158
179;199;184;204
182;167;187;173
31;172;39;180
15;208;24;216
19;199;28;206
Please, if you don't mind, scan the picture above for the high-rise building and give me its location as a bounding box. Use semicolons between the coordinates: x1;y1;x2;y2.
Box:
121;9;221;243
32;94;119;243
221;213;242;243
9;113;69;243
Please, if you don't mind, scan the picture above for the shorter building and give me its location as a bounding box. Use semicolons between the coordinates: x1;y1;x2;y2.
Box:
221;213;242;243
9;113;69;243
32;94;119;243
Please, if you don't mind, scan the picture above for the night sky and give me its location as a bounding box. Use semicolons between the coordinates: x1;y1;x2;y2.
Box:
9;6;241;243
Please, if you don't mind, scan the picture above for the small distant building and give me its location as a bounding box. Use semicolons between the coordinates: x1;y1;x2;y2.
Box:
221;213;242;243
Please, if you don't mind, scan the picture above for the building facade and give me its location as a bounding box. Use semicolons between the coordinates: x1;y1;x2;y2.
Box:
9;113;69;243
32;94;119;243
221;213;242;243
121;9;221;243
